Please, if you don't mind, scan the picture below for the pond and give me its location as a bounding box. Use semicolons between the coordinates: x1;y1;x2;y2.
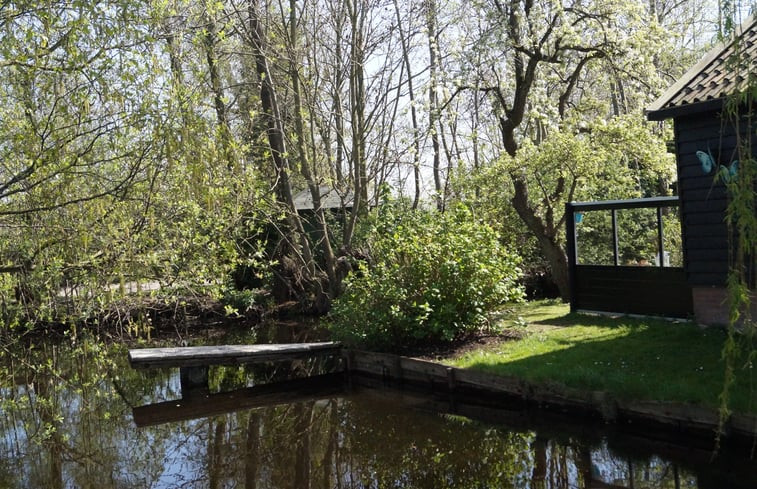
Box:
1;333;755;489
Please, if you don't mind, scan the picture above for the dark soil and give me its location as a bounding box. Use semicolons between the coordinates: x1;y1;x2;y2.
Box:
407;329;526;361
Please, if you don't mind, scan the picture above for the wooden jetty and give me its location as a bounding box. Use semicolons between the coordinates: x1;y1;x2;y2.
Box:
128;342;341;369
128;341;342;393
127;343;757;446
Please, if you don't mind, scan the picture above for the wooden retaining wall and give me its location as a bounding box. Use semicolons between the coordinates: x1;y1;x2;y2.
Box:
345;350;757;444
127;344;757;445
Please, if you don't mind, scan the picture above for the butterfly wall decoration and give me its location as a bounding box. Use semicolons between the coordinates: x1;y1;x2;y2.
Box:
695;148;738;182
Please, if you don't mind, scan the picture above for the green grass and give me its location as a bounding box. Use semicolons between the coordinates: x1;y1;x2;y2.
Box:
451;300;756;414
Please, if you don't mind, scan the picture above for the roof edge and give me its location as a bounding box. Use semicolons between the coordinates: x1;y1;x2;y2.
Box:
646;98;725;121
646;14;757;119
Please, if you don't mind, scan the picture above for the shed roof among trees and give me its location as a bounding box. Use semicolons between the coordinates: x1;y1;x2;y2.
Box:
647;15;756;120
292;186;353;211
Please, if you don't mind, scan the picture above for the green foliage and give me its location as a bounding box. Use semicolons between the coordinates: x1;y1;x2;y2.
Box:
220;286;267;316
0;1;276;331
477;115;674;214
716;6;757;432
329;203;524;351
575;206;683;267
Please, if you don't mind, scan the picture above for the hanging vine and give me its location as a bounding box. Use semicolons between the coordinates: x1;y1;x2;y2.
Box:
717;3;757;449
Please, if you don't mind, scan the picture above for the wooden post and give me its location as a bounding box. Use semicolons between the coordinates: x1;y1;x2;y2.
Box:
446;367;457;410
180;366;209;396
446;367;456;391
344;350;354;390
565;202;577;312
393;356;403;385
657;205;665;268
612;208;619;266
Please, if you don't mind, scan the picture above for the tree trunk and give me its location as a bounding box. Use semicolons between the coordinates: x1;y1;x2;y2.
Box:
287;0;338;306
202;7;234;170
208;417;226;489
343;0;367;245
293;402;313;489
393;0;421;210
244;413;260;489
426;0;443;210
511;175;570;300
531;436;547;489
488;2;574;302
247;0;317;301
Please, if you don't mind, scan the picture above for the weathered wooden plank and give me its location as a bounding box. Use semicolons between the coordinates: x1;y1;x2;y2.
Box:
128;342;342;369
132;372;344;427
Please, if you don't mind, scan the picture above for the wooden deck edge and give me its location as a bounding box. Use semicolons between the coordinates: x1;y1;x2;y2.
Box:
126;344;757;441
128;342;342;369
344;349;757;442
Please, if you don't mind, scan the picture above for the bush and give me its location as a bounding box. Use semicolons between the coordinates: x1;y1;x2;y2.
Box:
328;204;524;351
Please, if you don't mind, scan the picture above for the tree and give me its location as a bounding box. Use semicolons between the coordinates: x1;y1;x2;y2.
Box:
454;0;693;300
0;0;259;326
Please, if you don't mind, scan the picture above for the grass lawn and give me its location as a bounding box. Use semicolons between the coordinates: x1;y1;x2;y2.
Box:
448;300;756;414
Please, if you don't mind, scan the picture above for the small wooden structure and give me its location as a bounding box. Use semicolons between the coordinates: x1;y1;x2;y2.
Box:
568;16;756;324
292;185;353;212
566;197;693;318
645;15;757;325
132;373;344;427
128;342;342;392
128;342;341;369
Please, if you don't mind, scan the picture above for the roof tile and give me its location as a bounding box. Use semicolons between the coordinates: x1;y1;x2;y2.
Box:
647;16;757;115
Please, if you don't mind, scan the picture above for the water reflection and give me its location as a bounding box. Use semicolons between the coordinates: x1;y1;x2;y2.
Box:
1;340;755;488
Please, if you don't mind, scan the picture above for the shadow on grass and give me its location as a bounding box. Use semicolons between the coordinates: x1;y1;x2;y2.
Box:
467;315;753;411
530;311;689;328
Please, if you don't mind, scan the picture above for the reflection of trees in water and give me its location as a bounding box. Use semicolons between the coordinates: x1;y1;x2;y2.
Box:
208;395;696;489
0;342;174;488
0;341;732;488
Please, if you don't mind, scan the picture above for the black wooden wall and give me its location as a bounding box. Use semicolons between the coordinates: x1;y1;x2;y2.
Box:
673;112;752;286
573;265;693;318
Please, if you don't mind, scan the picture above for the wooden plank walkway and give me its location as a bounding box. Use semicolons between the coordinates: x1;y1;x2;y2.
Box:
128;342;342;369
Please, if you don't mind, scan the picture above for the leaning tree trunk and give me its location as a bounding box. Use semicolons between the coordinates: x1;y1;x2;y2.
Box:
510;174;571;301
393;0;422;210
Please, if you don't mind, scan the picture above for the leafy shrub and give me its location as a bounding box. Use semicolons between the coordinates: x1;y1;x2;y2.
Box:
329;204;524;351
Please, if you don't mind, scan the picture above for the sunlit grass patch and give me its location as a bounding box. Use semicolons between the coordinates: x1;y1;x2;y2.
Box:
449;301;755;414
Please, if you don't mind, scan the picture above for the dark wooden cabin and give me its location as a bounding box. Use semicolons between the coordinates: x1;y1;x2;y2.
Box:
567;17;756;323
645;16;757;325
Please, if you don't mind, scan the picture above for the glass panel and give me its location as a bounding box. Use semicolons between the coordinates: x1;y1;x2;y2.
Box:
616;208;658;267
575;210;614;265
662;206;684;267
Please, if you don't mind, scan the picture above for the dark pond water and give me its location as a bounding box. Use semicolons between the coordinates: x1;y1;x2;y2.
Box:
1;332;756;489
